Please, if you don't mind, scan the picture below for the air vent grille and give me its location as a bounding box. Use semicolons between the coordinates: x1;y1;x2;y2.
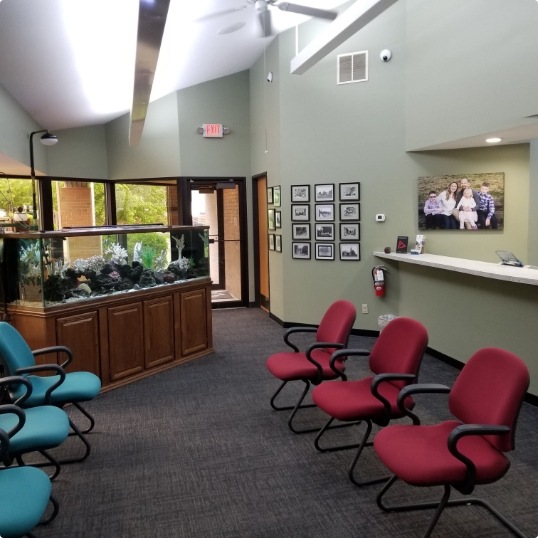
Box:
337;51;368;85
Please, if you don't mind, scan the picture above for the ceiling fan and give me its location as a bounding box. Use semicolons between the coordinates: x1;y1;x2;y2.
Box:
202;1;338;38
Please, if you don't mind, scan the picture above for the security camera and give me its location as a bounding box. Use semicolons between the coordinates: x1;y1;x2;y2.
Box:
380;49;392;62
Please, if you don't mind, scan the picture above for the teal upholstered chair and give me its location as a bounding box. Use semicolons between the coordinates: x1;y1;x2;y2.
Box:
0;376;70;479
0;322;101;463
0;421;59;538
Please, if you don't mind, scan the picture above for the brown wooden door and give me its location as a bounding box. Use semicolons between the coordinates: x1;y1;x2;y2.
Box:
256;175;269;310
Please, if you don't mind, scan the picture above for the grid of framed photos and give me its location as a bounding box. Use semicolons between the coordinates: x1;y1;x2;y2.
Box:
267;185;282;253
291;182;361;261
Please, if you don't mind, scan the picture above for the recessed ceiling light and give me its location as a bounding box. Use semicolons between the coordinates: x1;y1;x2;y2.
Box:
485;137;502;144
217;22;246;35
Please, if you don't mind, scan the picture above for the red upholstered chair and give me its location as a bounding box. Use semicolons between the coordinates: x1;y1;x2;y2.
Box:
311;317;428;486
374;348;530;538
266;300;356;433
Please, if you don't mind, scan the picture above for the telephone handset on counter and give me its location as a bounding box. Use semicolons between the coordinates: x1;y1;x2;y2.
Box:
496;250;523;267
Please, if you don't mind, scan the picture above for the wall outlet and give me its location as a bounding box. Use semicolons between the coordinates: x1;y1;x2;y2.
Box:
361;303;368;314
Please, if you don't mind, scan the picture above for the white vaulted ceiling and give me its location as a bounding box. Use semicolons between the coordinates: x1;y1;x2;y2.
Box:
0;0;345;133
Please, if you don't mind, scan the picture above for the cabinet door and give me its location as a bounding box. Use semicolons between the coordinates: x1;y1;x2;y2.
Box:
144;295;175;368
107;303;144;381
56;312;101;376
179;287;210;357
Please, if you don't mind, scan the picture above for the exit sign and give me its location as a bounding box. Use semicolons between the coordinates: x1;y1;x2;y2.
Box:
203;124;223;138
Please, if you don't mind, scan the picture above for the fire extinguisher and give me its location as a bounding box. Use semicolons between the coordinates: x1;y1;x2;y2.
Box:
372;265;387;297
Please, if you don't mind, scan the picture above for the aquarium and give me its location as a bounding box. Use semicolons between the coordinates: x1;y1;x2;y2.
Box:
2;225;210;307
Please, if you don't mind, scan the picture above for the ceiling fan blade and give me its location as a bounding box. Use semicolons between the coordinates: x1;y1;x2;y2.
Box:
277;2;337;20
258;9;272;37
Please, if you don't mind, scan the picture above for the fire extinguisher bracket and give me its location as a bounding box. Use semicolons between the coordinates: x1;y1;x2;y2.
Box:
372;265;387;297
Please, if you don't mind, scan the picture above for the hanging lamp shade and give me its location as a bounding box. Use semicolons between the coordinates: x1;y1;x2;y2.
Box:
40;131;58;146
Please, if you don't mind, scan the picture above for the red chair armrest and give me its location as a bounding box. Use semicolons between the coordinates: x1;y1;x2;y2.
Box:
448;423;510;494
329;348;370;379
283;326;318;352
396;383;451;424
371;373;417;420
305;341;345;380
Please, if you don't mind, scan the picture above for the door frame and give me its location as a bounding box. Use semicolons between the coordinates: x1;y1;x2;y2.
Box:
252;172;268;309
178;176;249;309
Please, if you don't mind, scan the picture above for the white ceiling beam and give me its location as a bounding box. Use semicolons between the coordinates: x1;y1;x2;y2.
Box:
130;0;171;146
290;0;398;75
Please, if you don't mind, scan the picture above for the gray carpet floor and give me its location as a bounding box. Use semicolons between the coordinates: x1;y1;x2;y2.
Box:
34;307;538;538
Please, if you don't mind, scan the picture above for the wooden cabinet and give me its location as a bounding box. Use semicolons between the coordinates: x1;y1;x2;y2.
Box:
6;279;213;392
144;295;175;369
106;302;145;383
56;311;101;375
179;286;211;357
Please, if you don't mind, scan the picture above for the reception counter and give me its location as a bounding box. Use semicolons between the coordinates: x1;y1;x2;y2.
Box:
373;251;538;399
374;251;538;286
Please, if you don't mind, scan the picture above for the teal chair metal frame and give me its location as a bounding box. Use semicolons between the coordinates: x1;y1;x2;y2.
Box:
0;414;59;537
0;322;101;464
0;376;70;480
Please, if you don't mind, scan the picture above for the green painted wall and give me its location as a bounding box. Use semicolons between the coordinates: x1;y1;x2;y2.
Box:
250;39;282;314
106;92;180;179
0;82;57;175
405;0;538;150
177;71;251;178
529;141;538;264
246;0;538;394
48;125;108;179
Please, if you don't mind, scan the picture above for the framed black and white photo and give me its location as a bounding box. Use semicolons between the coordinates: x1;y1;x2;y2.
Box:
275;210;281;228
340;203;360;221
267;187;274;205
315;204;334;221
292;242;311;259
292;223;311;240
340;243;360;261
339;182;360;201
316;243;334;260
315;183;334;202
291;185;310;203
273;185;281;207
268;208;276;230
340;222;360;241
315;223;334;241
268;234;275;250
275;235;282;252
291;204;310;221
